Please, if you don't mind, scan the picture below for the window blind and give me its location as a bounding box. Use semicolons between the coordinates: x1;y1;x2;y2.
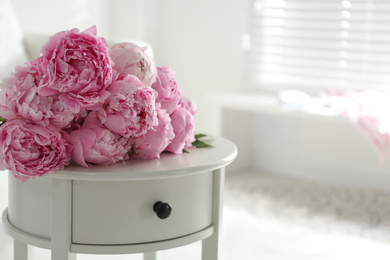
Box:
243;0;390;91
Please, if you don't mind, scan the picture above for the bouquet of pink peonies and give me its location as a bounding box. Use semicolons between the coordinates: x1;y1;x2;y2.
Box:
0;26;203;183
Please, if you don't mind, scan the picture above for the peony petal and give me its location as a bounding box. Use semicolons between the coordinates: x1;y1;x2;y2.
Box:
104;114;127;136
70;130;89;168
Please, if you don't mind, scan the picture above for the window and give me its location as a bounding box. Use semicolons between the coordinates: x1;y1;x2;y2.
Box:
243;0;390;92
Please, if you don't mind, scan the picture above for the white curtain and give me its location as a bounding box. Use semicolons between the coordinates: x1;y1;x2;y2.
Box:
243;0;390;92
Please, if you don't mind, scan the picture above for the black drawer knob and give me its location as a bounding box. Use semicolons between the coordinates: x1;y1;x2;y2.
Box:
153;201;172;219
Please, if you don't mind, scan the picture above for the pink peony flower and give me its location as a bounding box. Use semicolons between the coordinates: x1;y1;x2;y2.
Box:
97;75;158;138
165;105;195;154
0;58;76;129
70;112;131;167
179;95;197;116
0;119;72;182
109;42;157;86
130;109;175;159
38;26;115;113
151;66;182;114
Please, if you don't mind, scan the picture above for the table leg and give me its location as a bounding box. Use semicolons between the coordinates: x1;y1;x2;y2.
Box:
202;233;221;260
51;179;76;260
143;252;156;260
14;239;28;260
201;168;225;260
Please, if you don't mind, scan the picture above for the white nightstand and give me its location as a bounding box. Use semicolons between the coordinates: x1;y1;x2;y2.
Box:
2;137;237;260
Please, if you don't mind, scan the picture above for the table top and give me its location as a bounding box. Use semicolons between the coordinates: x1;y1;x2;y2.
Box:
50;137;237;181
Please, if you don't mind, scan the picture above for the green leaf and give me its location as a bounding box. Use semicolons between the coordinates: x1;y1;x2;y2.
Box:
194;133;207;139
192;140;213;148
192;133;214;149
0;117;7;126
182;133;214;153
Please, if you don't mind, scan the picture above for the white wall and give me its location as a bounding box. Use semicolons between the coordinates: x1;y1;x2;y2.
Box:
12;0;110;37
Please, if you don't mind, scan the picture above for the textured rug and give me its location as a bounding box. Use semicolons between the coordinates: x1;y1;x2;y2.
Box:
222;170;390;260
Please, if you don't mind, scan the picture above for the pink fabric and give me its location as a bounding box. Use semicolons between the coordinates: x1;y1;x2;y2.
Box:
326;90;390;160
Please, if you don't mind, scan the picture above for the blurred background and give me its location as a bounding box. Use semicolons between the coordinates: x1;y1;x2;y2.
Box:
3;0;390;259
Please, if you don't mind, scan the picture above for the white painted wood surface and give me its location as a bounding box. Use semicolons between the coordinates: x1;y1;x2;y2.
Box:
51;179;75;260
72;173;213;244
14;239;27;260
50;137;237;181
202;168;225;260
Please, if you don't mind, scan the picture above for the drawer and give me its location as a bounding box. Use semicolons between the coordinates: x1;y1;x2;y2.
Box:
72;171;214;245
